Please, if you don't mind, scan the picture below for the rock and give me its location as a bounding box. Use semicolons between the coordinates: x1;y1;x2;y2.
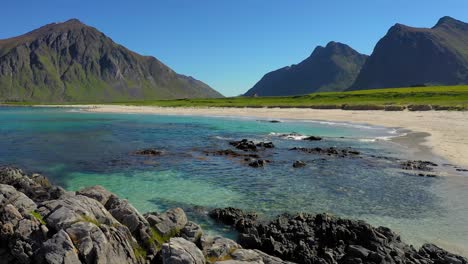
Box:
0;184;37;215
256;142;275;149
419;243;467;264
230;139;258;152
290;147;360;157
180;221;203;243
303;136;322;141
210;208;468;264
39;230;81;264
77;185;113;205
201;236;242;263
66;221;139;264
384;105;406;111
292;161;306;168
401;160;438;171
205;149;260;159
408;104;433;111
134;149;164;156
269;120;281;123
145;208;188;237
161;237;205;264
209;207;257;232
0;167;65;202
248;160;270;168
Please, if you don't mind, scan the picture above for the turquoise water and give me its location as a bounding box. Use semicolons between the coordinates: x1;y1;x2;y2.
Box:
0;107;467;254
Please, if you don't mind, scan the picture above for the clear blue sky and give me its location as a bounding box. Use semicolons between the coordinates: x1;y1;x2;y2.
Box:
1;0;467;96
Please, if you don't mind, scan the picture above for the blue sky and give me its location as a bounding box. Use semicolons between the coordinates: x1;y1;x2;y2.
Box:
1;1;467;96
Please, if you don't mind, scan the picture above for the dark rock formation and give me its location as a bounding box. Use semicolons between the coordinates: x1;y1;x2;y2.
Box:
205;149;260;159
134;149;164;156
229;139;275;152
209;208;467;264
290;147;360;157
293;161;306;168
303;136;322;141
0;167;289;264
400;160;438;171
249;159;270;168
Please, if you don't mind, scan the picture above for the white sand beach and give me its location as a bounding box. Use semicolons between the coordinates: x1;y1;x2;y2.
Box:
54;105;468;168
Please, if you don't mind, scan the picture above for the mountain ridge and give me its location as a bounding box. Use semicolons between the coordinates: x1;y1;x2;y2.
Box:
348;16;468;90
244;41;368;96
0;19;223;102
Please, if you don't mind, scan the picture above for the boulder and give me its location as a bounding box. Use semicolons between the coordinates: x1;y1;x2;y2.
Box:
229;139;258;152
292;161;306;168
248;160;269;168
180;221;203;243
400;160;438;171
145;208;188;237
39;230;81;264
161;237;205;264
201;236;241;263
0;167;65;202
0;184;37;215
77;185;113;205
408;104;433;111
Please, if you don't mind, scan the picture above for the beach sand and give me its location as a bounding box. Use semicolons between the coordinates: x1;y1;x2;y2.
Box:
52;105;468;168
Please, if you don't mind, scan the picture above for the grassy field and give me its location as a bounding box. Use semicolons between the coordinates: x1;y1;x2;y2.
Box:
4;85;468;110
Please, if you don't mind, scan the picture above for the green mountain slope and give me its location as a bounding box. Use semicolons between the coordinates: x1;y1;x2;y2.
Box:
0;19;223;102
244;42;368;96
349;16;468;90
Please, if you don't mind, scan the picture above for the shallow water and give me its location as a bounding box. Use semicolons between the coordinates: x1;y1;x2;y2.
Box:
0;107;467;254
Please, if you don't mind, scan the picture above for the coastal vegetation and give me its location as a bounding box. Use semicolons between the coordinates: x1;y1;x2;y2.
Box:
5;85;462;110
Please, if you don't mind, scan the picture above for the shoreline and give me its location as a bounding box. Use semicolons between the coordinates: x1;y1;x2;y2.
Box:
39;105;468;169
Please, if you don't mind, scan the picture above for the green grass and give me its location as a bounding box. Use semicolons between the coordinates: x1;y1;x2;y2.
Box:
3;85;468;110
30;211;46;225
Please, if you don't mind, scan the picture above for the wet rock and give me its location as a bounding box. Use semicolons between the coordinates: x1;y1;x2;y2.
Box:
248;159;270;168
401;160;438;171
269;120;281;123
291;147;360;157
180;221;203;243
303;136;322;141
292;161;306;168
209;207;257;232
145;208;188;237
210;208;468;264
205;149;260;159
230;139;258;152
256;142;275;149
161;237;205;264
134;148;164;156
201;236;241;263
456;168;468;172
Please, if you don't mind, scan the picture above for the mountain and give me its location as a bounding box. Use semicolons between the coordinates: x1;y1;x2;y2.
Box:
349;16;468;90
244;42;368;96
0;19;222;102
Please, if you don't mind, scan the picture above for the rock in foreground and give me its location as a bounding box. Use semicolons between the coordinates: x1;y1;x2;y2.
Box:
209;207;467;264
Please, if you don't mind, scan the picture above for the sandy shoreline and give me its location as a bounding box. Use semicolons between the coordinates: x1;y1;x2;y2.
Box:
42;105;468;168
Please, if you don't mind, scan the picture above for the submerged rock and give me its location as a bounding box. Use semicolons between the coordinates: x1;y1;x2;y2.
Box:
292;161;306;168
248;159;270;168
401;160;438;171
303;136;322;141
291;147;360;157
229;139;275;152
205;149;260;159
134;148;164;156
